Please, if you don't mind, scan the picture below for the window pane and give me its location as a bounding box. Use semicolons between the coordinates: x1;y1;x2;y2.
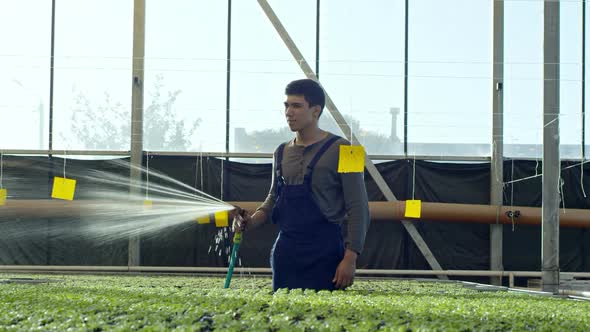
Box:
408;0;492;157
506;2;582;159
0;1;51;149
560;1;583;160
504;1;543;158
230;0;332;153
52;0;133;151
320;0;405;155
145;0;227;152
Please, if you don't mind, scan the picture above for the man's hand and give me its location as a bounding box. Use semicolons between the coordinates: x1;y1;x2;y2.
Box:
333;249;358;289
231;207;251;232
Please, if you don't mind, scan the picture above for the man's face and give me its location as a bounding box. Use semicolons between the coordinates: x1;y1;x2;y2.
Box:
284;95;320;132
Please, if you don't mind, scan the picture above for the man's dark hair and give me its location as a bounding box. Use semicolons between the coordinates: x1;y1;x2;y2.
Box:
285;79;326;114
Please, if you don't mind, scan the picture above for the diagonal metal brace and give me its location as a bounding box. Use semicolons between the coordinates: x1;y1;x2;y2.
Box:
257;0;446;279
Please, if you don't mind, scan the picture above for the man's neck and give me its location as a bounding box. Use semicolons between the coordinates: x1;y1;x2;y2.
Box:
295;126;327;146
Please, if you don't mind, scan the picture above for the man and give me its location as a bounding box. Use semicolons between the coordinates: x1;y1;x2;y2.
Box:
233;79;370;291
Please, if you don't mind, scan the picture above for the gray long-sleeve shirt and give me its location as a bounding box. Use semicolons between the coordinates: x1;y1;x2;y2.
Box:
257;132;370;254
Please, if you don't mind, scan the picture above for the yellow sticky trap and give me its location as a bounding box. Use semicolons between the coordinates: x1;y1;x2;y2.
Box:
338;145;365;173
0;189;6;206
51;177;76;201
143;200;153;208
196;215;211;224
405;200;422;219
214;211;229;227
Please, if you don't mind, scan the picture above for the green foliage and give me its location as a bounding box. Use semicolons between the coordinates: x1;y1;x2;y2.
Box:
0;274;588;331
236;114;398;154
143;75;200;151
69;91;131;150
68;75;200;151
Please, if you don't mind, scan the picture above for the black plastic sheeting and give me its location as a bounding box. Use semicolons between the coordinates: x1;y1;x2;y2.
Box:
0;157;129;266
0;155;588;276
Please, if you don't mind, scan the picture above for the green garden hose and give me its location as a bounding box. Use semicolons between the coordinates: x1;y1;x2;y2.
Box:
224;231;242;288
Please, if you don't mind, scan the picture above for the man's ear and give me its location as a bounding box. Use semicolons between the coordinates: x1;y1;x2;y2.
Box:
312;105;322;120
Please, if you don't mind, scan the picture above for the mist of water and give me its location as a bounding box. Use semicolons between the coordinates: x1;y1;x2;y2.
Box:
1;158;235;245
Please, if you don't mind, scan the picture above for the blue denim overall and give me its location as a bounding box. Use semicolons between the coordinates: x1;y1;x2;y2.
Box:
271;136;344;291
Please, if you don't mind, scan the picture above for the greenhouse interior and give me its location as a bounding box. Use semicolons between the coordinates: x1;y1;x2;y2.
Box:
1;0;590;330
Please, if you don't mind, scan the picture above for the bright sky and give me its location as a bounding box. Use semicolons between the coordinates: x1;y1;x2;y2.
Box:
0;0;587;159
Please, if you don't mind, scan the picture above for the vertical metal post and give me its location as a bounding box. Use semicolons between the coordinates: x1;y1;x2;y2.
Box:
48;0;56;154
490;0;504;286
403;0;409;157
225;0;232;155
47;1;57;262
223;0;232;200
542;0;560;294
315;0;320;78
128;0;146;267
583;0;586;159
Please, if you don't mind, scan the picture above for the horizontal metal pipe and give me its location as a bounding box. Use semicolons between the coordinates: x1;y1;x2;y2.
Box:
559;289;590;298
3;150;589;163
507;288;555;297
2;200;590;228
0;265;130;272
0;150;130;156
2;265;590;279
129;266;269;273
228;201;590;228
0;150;491;161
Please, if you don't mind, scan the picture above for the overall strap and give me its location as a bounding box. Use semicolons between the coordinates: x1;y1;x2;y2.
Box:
274;142;288;197
275;142;287;180
304;135;341;182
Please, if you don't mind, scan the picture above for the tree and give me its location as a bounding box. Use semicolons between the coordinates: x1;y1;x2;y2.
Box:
143;75;200;151
68;75;200;151
234;113;400;154
68;91;130;150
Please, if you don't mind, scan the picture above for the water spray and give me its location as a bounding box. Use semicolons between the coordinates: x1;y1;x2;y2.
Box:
0;158;235;243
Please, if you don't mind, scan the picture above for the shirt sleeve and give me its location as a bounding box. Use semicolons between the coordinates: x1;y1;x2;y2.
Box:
340;159;370;255
256;148;278;223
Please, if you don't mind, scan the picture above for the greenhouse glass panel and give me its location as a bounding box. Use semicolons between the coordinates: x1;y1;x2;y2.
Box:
229;0;330;153
504;0;543;158
52;0;133;151
145;0;228;153
559;1;583;160
407;0;492;157
320;0;405;156
0;1;51;149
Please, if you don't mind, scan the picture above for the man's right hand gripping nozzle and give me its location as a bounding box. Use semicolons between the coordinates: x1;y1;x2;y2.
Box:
232;207;251;233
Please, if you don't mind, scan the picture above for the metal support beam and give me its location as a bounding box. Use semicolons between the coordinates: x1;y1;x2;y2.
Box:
490;0;504;286
48;0;56;153
257;0;446;278
128;0;146;267
542;0;560;294
583;0;587;158
225;0;232;154
6;200;590;228
315;0;320;77
403;0;409;156
0;150;493;162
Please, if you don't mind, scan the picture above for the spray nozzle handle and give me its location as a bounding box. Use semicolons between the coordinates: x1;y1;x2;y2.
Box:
232;209;247;233
233;231;242;243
